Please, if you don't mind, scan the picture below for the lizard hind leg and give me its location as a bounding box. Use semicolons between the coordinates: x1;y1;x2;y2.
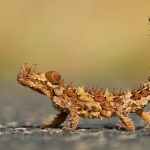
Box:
136;111;150;130
62;110;79;131
41;111;68;129
116;112;135;132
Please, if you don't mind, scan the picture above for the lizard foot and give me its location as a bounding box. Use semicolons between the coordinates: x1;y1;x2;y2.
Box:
116;123;127;130
143;124;150;131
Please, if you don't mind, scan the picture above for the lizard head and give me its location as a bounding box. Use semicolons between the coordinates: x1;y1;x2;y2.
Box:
17;63;64;96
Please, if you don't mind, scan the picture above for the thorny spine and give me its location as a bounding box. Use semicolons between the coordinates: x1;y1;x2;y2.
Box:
17;64;150;132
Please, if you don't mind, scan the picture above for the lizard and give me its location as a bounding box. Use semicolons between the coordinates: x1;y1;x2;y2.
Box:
17;64;150;132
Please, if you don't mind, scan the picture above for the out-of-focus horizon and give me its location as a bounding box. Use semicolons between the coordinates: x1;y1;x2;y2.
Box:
1;0;150;89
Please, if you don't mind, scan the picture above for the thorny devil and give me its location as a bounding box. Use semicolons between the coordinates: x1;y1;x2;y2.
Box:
17;64;150;132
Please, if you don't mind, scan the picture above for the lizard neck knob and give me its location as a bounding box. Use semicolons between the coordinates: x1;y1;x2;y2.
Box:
45;71;62;85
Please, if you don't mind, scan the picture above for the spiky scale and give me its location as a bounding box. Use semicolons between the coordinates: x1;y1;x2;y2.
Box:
131;90;141;100
89;87;95;95
94;87;101;95
119;88;124;96
140;89;148;97
138;83;143;91
85;85;90;93
113;88;117;96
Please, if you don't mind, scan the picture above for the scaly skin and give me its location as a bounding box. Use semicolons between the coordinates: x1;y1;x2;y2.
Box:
17;64;150;132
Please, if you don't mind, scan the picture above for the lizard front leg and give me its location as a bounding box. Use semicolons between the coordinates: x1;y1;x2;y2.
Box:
136;111;150;130
63;109;79;131
41;111;68;129
116;112;135;132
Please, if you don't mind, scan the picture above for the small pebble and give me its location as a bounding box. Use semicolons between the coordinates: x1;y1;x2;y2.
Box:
6;121;18;127
0;124;5;128
41;129;48;132
23;130;33;135
15;128;27;131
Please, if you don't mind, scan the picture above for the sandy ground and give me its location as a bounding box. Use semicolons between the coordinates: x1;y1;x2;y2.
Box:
0;84;150;150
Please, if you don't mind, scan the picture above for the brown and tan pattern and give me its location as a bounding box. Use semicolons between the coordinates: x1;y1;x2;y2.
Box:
17;64;150;132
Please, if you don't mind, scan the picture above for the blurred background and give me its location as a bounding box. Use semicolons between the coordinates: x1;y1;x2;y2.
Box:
0;0;150;125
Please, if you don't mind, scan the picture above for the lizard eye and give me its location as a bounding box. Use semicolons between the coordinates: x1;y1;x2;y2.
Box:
26;75;30;78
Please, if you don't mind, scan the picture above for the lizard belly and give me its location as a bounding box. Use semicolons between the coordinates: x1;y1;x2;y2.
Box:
78;110;101;118
78;109;113;119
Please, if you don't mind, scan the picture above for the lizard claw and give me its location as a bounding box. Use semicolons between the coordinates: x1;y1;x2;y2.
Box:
116;123;127;130
143;124;150;131
62;126;75;131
